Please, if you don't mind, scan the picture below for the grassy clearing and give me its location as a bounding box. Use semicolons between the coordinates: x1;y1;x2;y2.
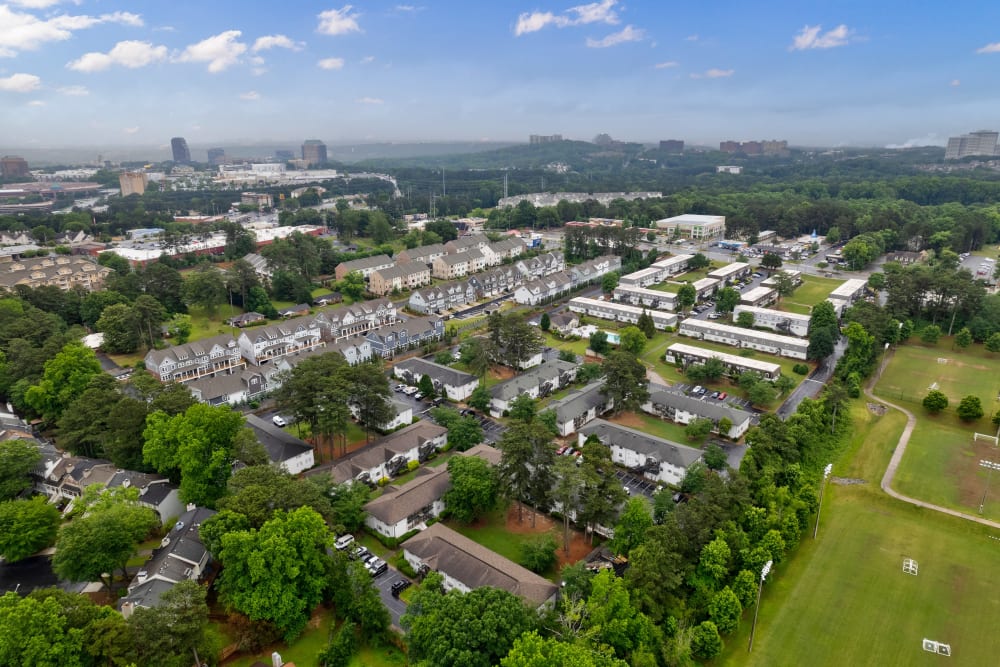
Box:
186;303;243;342
774;274;842;315
873;342;1000;519
543;332;592;358
348;643;407;666
721;399;1000;667
607;411;693;444
223;608;334;667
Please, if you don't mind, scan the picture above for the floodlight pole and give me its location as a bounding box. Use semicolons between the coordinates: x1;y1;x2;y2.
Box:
813;463;834;539
747;559;773;653
978;460;1000;514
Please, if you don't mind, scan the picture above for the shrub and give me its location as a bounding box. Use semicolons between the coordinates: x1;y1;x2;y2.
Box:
792;363;809;375
378;477;391;487
407;460;420;472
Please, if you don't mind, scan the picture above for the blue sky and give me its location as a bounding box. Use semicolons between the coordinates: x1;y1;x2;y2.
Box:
2;0;1000;150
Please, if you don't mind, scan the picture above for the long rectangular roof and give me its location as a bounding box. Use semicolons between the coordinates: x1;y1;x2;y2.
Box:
364;466;451;525
395;357;475;387
667;342;782;374
648;388;753;424
679;318;808;350
579;419;703;469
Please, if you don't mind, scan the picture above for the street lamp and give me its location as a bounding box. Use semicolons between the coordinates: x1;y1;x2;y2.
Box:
747;559;773;653
979;460;1000;514
813;463;834;539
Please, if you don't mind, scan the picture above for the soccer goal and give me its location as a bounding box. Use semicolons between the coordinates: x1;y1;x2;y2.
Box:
974;433;999;447
902;558;918;576
923;639;952;656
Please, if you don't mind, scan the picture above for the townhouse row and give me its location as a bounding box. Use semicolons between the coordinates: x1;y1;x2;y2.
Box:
512;255;622;305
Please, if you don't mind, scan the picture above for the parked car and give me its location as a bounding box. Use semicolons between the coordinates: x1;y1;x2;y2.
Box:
334;534;355;551
710;391;719;399
272;415;288;427
366;558;387;576
692;385;703;395
390;579;411;598
394;384;406;392
718;392;728;400
351;546;370;561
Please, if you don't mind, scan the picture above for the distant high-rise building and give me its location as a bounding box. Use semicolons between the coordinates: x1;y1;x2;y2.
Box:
171;137;191;164
119;171;149;197
659;140;684;153
945;130;1000;160
207;147;226;166
719;139;788;157
275;149;294;161
301;140;328;166
529;134;563;145
1;155;30;179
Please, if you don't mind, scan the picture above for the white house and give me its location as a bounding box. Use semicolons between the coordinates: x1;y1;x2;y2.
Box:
489;359;577;417
306;421;448;485
578;419;702;486
731;306;810;337
243;414;315;474
364;467;451;539
642;388;753;439
550;380;613;436
678;318;808;359
393;357;479;401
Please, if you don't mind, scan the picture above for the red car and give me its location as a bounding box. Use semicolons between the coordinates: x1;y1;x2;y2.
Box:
717;392;728;400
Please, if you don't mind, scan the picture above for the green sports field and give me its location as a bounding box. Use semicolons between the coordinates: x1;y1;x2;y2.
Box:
874;342;1000;519
721;401;1000;667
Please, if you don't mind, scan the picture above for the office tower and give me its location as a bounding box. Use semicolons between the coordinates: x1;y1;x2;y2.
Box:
119;171;149;196
945;131;1000;160
1;156;30;178
301;140;328;166
171;137;191;163
207;147;226;166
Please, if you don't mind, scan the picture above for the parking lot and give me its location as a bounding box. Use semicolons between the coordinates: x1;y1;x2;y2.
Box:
372;563;409;629
614;469;661;499
670;381;757;413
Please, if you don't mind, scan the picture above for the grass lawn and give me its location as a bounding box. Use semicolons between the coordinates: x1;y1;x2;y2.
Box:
447;506;561;580
774;274;842;315
721;400;1000;667
607;411;694;444
223;607;334;667
543;332;592;358
873;342;1000;520
348;644;407;667
648;281;680;293
186;303;243;342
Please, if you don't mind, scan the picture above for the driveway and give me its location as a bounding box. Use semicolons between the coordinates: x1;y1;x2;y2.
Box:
776;336;847;419
372;563;409;630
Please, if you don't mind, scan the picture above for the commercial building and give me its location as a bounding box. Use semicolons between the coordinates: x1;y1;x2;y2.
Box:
579;419;702;486
707;262;751;285
716;165;743;174
654;215;725;241
240;192;273;210
0;156;29;178
393;356;478;401
945;130;999;160
678;318;808;359
301;139;328;166
207;147;226;165
731;306;810;337
613;284;678;311
659;140;684;153
643;388;754;439
665;342;782;380
119;171;148;196
529;134;563;144
568;297;679;330
170;137;191;163
739;286;778;307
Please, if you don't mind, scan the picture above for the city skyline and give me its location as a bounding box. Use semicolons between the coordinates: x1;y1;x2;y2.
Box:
2;1;1000;149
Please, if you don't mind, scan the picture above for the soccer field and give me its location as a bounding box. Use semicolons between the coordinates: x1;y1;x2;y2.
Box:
874;343;1000;519
721;402;1000;667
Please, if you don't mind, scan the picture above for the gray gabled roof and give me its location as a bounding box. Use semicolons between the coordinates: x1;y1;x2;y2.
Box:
579;419;703;469
244;414;314;466
551;380;609;424
490;359;576;402
364;466;451;525
395;357;475;388
648;389;753;424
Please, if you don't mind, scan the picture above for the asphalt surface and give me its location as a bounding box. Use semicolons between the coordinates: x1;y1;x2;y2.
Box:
775;336;848;419
372;563;409;630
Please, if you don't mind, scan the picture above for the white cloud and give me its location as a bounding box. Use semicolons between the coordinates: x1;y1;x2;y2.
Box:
0;72;41;92
57;84;88;96
392;4;423;12
654;60;678;69
976;42;1000;54
515;0;620;36
790;24;852;51
122;126;139;134
27;99;45;106
252;34;303;52
361;55;375;64
176;30;247;72
685;34;699;41
317;57;345;70
690;68;734;79
951;79;961;86
0;5;143;57
318;5;362;35
240;90;260;100
67;40;167;72
586;25;644;48
356;96;383;104
8;0;68;7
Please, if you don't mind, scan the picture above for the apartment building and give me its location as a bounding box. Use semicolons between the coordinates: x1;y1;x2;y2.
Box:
707;262;751;285
642;388;753;439
489;359;577;417
665;342;782;380
568;297;679;330
145;333;246;383
678;318;808;359
408;280;476;314
237;318;325;366
613;284;678;311
368;261;432;296
432;253;471;280
396;243;447;265
365;317;445;358
0;256;113;292
393;356;478;400
469;265;523;298
334;254;394;281
313;299;397;341
739;286;778;308
515;251;564;278
827;279;868;315
513;272;574;305
731;306;810;337
579;419;702;486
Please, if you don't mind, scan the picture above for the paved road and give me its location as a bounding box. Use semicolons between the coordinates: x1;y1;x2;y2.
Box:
867;350;1000;531
372;563;409;630
776;336;848;419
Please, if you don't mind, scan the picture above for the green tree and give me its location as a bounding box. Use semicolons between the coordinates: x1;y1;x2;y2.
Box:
709;586;743;635
468;385;491;412
501;631;619;667
601;351;649;415
132;294;166;349
128;579;217;667
957;395;984;421
319;619;356;667
611;496;653;556
143;403;247;506
460;337;493;381
521;534;558;574
773;272;797;300
761;253;782;270
217;465;334;528
509;394;538;423
577;441;627;543
0;439;42;501
182;265;227;315
636;310;656;339
619;326;647;356
52;499;157;591
245;285;278;318
923;389;949;413
688;253;710;269
677;283;697;313
807;325;836;360
166;314;193;344
402;575;539;667
582;569;656;662
601;271;620;293
775;374;796;396
736;311;755;328
955;327;973;350
418;373;436;398
551;454;582;555
497;420;553;523
539;312;551;332
685;417;714;443
341;560;390;641
748;381;777;406
488;312;543;369
217;506;332;642
0;497;60;562
921;324;942;345
96;303;140;353
715;286;740;314
57;374;120;458
335;271;366;301
690;620;723;660
444;455;498;523
589;330;609;354
868;272;886;290
0;592;86;667
732;569;758;608
24;342;101;424
698;536;732;588
703;443;728;470
986;332;1000;354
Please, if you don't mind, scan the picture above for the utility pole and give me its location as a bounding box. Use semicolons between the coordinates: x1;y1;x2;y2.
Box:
748;560;773;653
813;463;833;538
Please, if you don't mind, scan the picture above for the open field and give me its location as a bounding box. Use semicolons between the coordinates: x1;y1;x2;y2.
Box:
873;342;1000;520
721;400;1000;667
773;274;842;315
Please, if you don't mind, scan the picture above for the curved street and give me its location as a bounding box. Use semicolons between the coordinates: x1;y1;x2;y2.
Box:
865;352;1000;531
